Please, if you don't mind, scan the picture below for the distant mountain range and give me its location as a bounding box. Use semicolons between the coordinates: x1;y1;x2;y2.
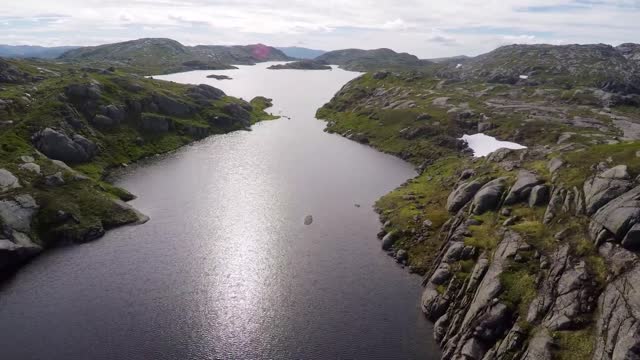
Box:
276;47;327;59
0;45;80;59
315;48;431;71
57;38;292;74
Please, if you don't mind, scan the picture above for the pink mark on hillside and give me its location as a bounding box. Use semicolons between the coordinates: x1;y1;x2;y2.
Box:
252;44;272;60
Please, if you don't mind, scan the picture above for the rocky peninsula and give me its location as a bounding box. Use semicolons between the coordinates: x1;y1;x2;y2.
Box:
318;43;640;359
0;56;275;275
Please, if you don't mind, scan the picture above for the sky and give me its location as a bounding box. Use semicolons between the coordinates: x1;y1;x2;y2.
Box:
1;0;640;58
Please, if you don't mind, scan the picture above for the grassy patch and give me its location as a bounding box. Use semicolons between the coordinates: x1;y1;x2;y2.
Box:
553;329;594;360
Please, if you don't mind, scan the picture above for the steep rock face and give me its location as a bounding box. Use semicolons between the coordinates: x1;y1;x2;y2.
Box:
589;185;640;249
525;245;597;331
594;244;640;360
424;229;524;360
583;165;633;215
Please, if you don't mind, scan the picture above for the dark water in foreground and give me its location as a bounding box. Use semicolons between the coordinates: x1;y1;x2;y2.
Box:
0;63;439;359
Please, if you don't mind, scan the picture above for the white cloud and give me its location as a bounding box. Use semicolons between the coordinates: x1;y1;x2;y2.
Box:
1;0;639;57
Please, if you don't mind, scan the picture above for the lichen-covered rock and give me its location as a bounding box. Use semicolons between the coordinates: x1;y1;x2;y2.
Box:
504;170;542;205
18;162;41;175
447;180;483;213
0;169;21;192
584;165;633;215
471;177;508;215
0;194;38;233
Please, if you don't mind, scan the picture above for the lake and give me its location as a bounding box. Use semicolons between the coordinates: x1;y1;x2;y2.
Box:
0;63;440;359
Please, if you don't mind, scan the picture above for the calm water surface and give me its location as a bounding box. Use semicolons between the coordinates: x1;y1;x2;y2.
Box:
0;63;439;359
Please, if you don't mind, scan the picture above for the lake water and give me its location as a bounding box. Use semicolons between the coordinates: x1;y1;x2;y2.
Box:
0;63;440;359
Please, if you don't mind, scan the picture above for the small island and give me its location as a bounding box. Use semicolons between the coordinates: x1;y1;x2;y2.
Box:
207;74;232;80
267;60;332;70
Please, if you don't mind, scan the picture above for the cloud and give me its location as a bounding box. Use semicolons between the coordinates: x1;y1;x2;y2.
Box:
1;0;639;57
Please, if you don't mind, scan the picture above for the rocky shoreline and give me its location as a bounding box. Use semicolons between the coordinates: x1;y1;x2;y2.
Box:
318;43;640;359
0;57;276;276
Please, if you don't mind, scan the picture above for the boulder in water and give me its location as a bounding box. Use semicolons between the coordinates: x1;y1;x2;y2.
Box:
304;215;313;225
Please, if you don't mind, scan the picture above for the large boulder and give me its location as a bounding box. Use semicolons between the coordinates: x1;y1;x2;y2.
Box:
471;177;508;215
447;180;484;213
33;128;96;163
584;165;633;215
91;104;126;128
0;169;21;192
589;185;640;249
504;170;543;205
0;230;42;271
0;194;38;233
529;185;550;207
381;231;399;250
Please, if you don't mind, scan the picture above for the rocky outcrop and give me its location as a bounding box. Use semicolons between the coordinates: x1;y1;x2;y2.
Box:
0;194;42;270
91;104;126;128
187;84;226;105
584;165;633;215
526;245;596;330
447;180;483;213
589;185;640;249
528;185;549;207
33;128;97;163
594;245;640;360
504;170;542;205
65;82;102;101
431;230;523;360
223;103;252;127
152;94;194;117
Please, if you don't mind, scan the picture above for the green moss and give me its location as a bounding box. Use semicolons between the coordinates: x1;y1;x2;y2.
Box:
499;264;538;316
553;329;595;360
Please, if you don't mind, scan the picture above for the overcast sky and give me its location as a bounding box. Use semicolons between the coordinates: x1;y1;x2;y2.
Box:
2;0;639;57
